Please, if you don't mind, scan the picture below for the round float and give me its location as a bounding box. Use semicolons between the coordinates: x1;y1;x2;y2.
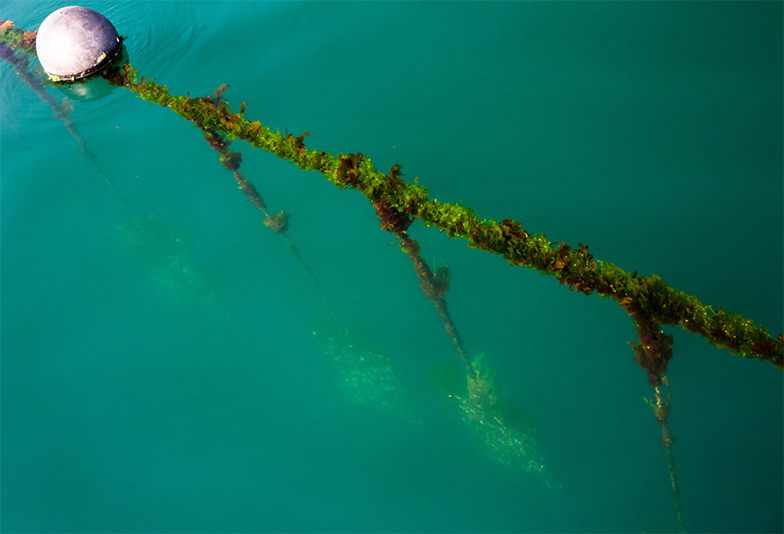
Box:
36;5;121;81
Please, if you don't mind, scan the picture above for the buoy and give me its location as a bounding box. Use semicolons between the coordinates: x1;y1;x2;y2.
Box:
36;5;121;81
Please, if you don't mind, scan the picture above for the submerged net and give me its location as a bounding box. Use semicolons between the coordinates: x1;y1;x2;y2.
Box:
454;355;560;489
317;329;418;423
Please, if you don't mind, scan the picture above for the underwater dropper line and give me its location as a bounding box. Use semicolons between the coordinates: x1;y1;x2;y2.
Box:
647;377;685;533
70;127;138;216
194;93;341;328
397;229;473;377
1;41;138;217
280;234;340;326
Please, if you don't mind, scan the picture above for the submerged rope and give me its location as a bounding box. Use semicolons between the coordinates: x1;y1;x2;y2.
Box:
93;59;781;369
645;377;685;532
369;167;473;376
187;83;339;326
1;20;779;365
0;37;137;215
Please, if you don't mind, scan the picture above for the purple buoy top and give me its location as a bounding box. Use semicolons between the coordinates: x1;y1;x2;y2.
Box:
36;5;121;81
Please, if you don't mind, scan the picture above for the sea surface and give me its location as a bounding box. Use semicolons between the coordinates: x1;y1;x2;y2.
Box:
1;1;782;533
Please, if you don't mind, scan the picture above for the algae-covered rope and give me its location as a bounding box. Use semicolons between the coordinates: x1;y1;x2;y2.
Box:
102;60;782;368
1;21;780;368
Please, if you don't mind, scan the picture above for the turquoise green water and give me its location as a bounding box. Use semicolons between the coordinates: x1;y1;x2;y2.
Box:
1;1;782;532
